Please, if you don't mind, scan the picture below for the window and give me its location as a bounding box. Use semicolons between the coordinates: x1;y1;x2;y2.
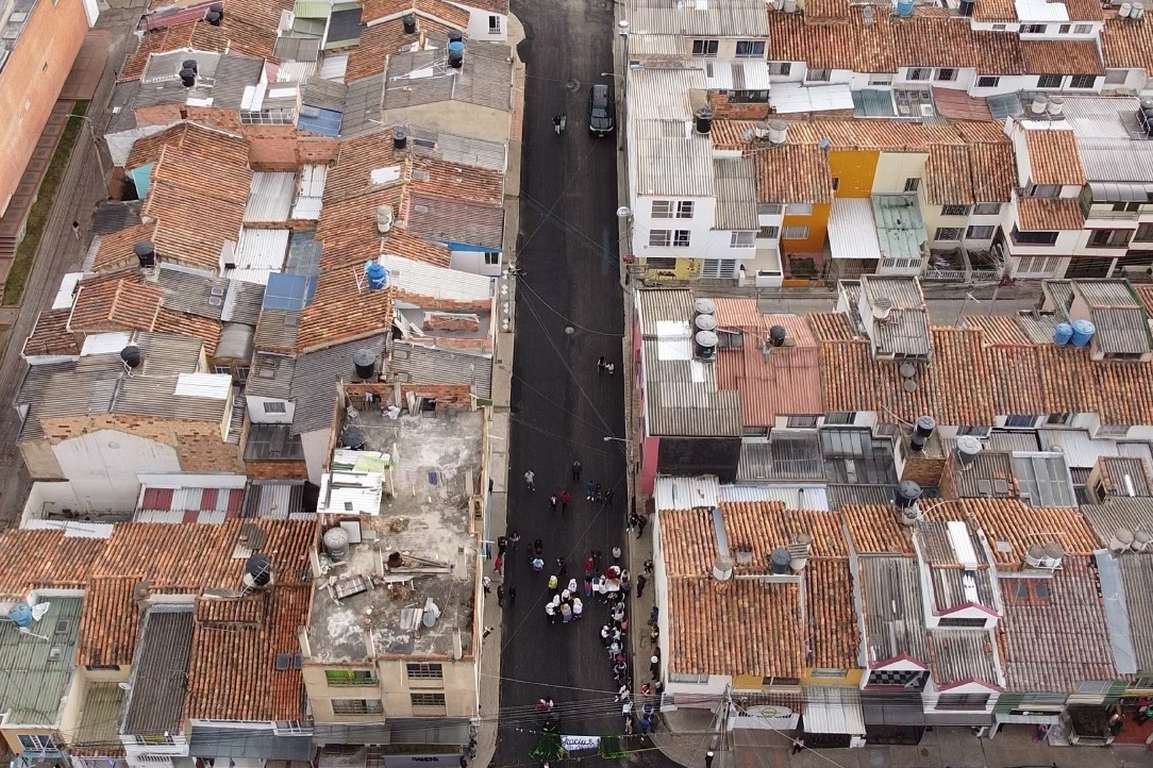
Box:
1136;223;1153;242
758;225;780;239
1017;255;1063;274
672;230;691;247
976;76;1000;88
762;676;801;687
937;693;991;710
692;39;719;56
1098;424;1131;437
785;202;813;215
941;204;970;216
1059;23;1071;33
936;67;957;81
651;201;673;218
731;89;769;103
810;668;848;678
782;225;810;240
406;663;444;679
937;616;988;628
1004;577;1053;605
907;67;931;81
326;669;378;686
1029;184;1061;198
488;14;501;32
973;202;1001;215
806;68;831;82
411;693;447;707
869;73;894;85
332;698;383;715
1005;414;1038;428
1069;74;1097;89
1046;412;1072;425
767;61;791;76
670;672;709;684
736;40;766;57
19;736;58;753
700;259;738;278
648;229;671;247
786;415;819;428
903;177;920;192
213;365;231;374
758;203;783;215
1021;23;1046;33
1111;202;1142;213
484;252;500;265
1088;229;1132;248
957;426;990;437
1037;74;1063;88
832;177;840;191
1074;22;1092;33
992;22;1007;29
730;231;755;248
824;412;856;425
717;330;744;349
644;257;677;269
1012;227;1059;246
1105;69;1130;85
263;401;287;414
134;735;175;746
935;227;963;241
676;201;695;218
967;225;995;240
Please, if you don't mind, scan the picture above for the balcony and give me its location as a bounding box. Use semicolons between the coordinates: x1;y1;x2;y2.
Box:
923;246;1005;283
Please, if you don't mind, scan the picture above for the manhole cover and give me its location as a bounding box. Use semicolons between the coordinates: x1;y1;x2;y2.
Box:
566;78;581;92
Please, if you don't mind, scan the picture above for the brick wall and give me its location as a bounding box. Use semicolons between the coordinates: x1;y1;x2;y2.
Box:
0;0;91;218
423;312;480;333
394;291;492;313
38;415;244;472
900;454;947;488
707;93;770;121
398;383;472;408
246;459;310;481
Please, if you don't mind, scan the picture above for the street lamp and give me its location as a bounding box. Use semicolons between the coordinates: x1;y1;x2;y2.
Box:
600;72;624;80
603;436;628;443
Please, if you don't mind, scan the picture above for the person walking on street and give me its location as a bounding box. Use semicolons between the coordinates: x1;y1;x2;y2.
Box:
548;574;559;591
482;576;492;594
510;530;521;550
524;470;536;492
497;535;508;555
558;489;571;513
493;553;503;574
644;558;654;575
636;574;648;598
497;585;505;606
571;460;582;483
649;655;660;681
508;586;517;603
585;480;596;502
611;546;622;563
71;220;81;240
636;513;647;537
597;356;606;373
603;487;615;507
549;494;558;513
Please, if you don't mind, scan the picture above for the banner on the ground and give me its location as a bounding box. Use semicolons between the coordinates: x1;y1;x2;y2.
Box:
560;735;600;752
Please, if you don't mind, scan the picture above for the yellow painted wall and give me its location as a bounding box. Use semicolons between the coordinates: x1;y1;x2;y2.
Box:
641;257;700;282
801;668;864;688
829;150;879;198
781;202;831;253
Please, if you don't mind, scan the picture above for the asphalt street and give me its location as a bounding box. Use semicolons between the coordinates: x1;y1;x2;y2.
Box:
492;0;679;765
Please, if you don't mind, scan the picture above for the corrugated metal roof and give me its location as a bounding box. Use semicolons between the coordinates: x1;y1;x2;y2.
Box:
829;198;882;261
377;254;493;301
629;0;768;36
803;687;865;735
1095;550;1137;675
407;195;504;248
1038;428;1119;468
858;555;928;666
409;128;507;172
0;598;83;725
382;43;513;113
716;483;829;510
628;67;715;197
1081;496;1153;548
245;172;296;223
1116;553;1153;671
341;73;385;137
223;279;266;325
291;334;388;434
737;435;824;481
390;342;493;400
243;481;307;519
654;475;719;510
1063;96;1153;182
230;228;291;283
643;338;742;436
926;629;1004;689
712;157;758;231
292;165;328;220
155;265;229;321
123;609;194;734
1011;451;1077;507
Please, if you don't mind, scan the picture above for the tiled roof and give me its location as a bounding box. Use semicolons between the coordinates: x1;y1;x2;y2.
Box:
23;309;80;357
1062;0;1106;21
967;140;1016;203
749;144;833;204
1135;285;1153;317
959;498;1099;569
667;579;804;678
805;558;858;669
92;222;158;272
985;343;1047;416
346;18;456;80
1020;39;1104;74
68;272;165;333
1024;129;1087;185
120;18;280;82
296;267;395;353
973;0;1017;21
0;529;104;599
411;156;505;205
963;314;1033;346
806;312;857;341
144;131;252;272
1101;16;1153;69
842;504;913;555
185;585;311;720
362;0;469;26
1016;197;1085;231
999;557;1116;691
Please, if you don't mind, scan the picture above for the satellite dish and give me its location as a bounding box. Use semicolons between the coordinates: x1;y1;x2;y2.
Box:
616;206;633;219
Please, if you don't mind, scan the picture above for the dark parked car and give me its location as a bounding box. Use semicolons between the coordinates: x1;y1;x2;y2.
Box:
588;83;615;137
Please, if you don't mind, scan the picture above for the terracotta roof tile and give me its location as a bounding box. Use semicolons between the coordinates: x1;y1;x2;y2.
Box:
411;156;505;206
346;18;455;80
985;343;1047;416
963;314;1033;346
120;19;279;82
1136;285;1153;316
77;577;146;666
1016;197;1085;231
806;312;857;341
68;272;165;333
453;0;509;14
973;0;1017;21
752;143;833;204
93;223;158;272
925;144;975;206
959;498;1099;569
1101;15;1153;69
296;267;394;352
712;297;762;329
1024;129;1087;185
1020;39;1104;74
720;315;823;427
805;558;858;669
668;579;804;678
154;307;223;355
23;309;80;357
0;529;104;599
1036;345;1153;424
967;140;1016;203
842;504;914;554
362;0;469;27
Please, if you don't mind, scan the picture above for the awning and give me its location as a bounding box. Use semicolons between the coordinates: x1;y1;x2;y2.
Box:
189;728;313;761
828;198;882;261
802;687;866;736
771;82;853;114
864;701;926;726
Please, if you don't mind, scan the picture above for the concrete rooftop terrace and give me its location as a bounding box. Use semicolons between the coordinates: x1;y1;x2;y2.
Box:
307;408;483;662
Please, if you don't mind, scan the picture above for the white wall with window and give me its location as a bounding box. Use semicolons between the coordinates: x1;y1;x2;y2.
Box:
458;6;507;41
245;395;295;424
450;248;502;277
1011;254;1069;278
632;195;753;264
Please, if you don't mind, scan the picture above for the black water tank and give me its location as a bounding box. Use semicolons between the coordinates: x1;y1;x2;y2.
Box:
769;548;791;575
402;12;417;33
353;348;377;380
205;3;223;24
120;344;143;370
182;59;198;74
133;240;156;269
894;480;922;509
179;67;196;88
694;106;714;135
244;553;273;588
447;33;464;69
768;325;787;347
393;125;408;150
910;414;935;452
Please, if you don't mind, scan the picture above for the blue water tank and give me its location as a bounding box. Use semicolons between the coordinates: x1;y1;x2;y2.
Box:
8;603;32;628
365;261;389;290
1053;322;1074;347
896;0;914;16
1071;319;1096;347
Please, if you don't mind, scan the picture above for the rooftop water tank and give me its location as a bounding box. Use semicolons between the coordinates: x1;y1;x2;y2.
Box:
448;34;464;69
1070;319;1096;347
694;298;716;315
134;240;156;269
895;480;922;509
769;547;791;575
353;348;377;380
1053;322;1074;347
896;0;914;17
393;125;408;150
694;314;717;332
402;12;417;33
955;435;982;468
7;603;32;628
695;330;718;360
768;325;787;347
323;526;350;561
694;106;714;135
243;553;273;589
121;344;143;370
365;261;388;290
205;2;223;24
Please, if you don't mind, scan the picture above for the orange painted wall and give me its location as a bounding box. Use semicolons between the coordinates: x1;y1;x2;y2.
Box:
828;149;879;199
0;0;90;218
781;202;830;252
